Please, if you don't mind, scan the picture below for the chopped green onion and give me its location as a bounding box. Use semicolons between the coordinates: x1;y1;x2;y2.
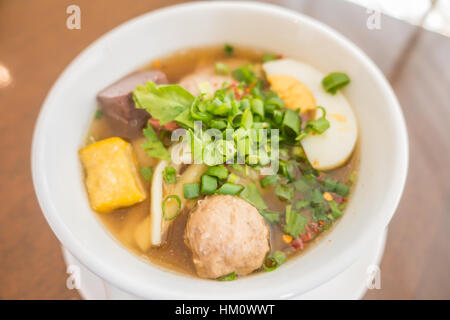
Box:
163;166;177;184
218;272;236;281
322;72;350;94
183;183;200;199
216;183;244;195
210;119;227;130
265;96;285;108
260;175;279;188
214;62;230;75
94;109;103;119
206;165;229;180
241;108;253;129
275;184;294;202
306;106;329;134
223;44;234;56
140;166;153;182
162;195;181;221
251;98;265;119
282;109;301;136
263;250;286;272
200;174;218;195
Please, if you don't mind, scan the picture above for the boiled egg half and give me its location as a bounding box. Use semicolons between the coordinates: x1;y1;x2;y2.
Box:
263;59;358;171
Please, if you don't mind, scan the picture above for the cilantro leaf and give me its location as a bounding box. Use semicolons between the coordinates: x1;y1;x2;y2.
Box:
284;205;308;238
133;81;194;125
141;124;171;161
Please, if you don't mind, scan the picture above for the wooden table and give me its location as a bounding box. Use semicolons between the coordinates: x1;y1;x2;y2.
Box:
0;0;448;299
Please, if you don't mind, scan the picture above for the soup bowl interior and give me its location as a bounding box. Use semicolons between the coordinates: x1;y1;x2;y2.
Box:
32;1;408;299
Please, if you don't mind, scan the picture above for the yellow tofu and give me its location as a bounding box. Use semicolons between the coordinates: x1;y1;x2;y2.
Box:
79;137;146;212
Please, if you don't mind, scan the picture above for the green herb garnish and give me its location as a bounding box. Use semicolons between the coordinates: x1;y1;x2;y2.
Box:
218;272;236;281
224;44;234;56
284;205;308;238
141;124;171;161
163;166;177;184
183;183;200;199
162;195;181;221
322;72;350;94
200;174;218;195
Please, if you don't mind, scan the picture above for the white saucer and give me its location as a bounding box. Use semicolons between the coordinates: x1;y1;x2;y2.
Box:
62;229;387;300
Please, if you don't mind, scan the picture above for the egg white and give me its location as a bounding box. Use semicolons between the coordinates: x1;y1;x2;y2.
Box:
263;59;358;171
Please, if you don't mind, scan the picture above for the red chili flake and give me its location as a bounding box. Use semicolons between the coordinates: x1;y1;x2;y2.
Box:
276;54;283;59
149;118;162;131
163;121;180;131
291;238;304;250
317;174;325;181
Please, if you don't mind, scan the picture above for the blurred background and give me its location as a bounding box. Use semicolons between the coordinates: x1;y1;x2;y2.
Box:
0;0;449;299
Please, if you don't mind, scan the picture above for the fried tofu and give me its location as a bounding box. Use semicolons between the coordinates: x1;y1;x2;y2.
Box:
79;137;146;212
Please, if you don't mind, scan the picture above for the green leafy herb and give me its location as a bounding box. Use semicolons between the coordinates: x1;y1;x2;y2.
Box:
311;189;324;205
311;204;328;221
240;183;267;210
335;182;350;197
259;209;281;224
218;272;236;281
140;166;153;182
206;164;229;180
141;124;171;161
284;205;308;238
163;166;177;184
275;184;294;202
223;44;234;56
322;72;350;94
183;183;200;199
133;81;194;125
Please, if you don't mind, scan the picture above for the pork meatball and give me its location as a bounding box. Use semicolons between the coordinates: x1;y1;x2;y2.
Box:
184;195;270;279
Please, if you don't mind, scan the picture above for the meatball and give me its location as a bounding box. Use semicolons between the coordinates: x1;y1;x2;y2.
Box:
184;195;270;279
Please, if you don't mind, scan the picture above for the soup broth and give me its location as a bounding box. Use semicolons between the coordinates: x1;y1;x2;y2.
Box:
83;45;359;278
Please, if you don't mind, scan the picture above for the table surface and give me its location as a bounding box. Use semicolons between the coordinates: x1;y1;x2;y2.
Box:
0;0;449;300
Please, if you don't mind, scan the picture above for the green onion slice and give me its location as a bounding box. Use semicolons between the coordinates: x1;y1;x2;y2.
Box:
162;195;181;221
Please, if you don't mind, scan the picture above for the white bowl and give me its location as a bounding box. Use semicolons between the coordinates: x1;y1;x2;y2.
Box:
32;1;408;299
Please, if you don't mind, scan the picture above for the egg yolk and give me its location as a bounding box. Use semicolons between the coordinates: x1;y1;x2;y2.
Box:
267;74;316;115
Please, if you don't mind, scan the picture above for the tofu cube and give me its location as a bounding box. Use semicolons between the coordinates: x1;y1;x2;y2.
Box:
79;137;146;212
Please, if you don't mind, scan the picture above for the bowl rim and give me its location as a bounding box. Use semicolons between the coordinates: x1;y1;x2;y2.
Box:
31;1;409;299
